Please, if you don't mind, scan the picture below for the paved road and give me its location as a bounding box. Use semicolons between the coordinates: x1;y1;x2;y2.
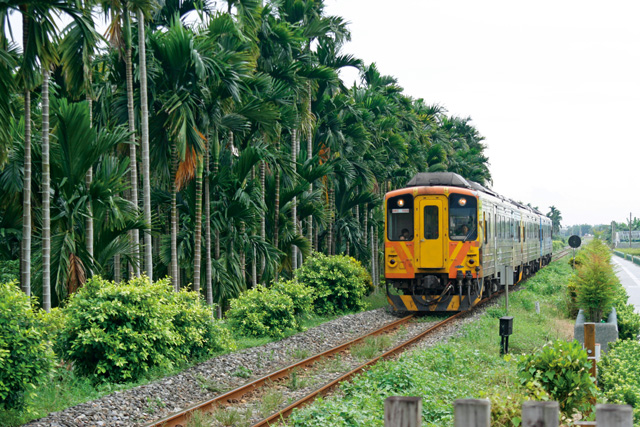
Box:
612;255;640;314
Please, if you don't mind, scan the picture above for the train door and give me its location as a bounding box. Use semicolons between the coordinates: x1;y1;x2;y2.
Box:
416;196;445;269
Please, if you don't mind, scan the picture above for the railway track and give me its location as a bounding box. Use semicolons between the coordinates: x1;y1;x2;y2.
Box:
145;252;571;427
143;313;419;427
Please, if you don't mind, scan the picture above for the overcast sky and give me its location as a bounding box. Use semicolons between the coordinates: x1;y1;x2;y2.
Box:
324;0;640;228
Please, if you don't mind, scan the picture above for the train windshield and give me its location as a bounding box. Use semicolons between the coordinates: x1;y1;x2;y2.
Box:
387;195;414;241
449;194;477;241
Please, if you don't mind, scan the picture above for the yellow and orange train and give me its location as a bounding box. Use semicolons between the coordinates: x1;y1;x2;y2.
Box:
385;172;553;312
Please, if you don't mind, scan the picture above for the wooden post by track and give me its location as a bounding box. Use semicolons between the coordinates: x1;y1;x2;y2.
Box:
454;399;490;427
584;323;597;382
521;401;559;426
384;396;422;427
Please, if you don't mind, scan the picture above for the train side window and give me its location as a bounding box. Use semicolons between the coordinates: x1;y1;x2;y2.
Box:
424;206;439;240
483;213;488;244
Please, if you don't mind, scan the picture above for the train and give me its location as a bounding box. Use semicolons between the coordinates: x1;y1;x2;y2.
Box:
384;172;553;312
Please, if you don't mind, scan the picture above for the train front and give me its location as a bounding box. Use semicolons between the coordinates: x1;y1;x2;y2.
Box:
385;173;484;312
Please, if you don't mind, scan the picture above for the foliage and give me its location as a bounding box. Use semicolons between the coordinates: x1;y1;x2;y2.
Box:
164;289;236;360
295;253;369;315
552;240;565;253
517;340;597;418
0;260;19;283
59;276;234;383
0;281;55;410
227;286;298;339
614;301;640;341
270;280;315;317
38;308;68;358
571;240;618;322
599;339;640;423
489;393;525;427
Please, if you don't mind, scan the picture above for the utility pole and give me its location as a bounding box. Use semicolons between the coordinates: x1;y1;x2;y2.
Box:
630;213;633;248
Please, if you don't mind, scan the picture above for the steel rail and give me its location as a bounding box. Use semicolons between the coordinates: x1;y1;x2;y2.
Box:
142;314;414;427
250;311;465;427
251;252;568;426
146;253;566;427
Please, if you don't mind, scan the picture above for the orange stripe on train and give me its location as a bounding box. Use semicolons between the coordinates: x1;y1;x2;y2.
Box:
385;241;415;278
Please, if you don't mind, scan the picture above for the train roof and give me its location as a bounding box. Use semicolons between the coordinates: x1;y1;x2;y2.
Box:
405;172;546;217
407;172;473;189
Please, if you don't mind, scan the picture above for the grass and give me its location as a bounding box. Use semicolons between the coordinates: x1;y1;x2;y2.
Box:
212;406;251;427
616;247;640;256
259;389;286;417
350;335;393;360
286;369;310;391
287;261;576;427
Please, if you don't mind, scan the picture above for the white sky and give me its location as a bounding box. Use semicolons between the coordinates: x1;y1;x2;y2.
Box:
324;0;640;228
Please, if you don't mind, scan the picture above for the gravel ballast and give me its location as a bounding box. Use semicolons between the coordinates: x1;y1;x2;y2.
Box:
23;301;497;427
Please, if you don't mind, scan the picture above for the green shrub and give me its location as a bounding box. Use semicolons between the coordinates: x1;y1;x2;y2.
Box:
168;289;236;359
270;280;315;316
490;393;525;427
0;281;55;409
38;307;68;358
573;251;618;322
599;339;640;423
614;302;640;340
227;286;297;339
517;340;597;418
60;275;234;383
295;253;369;315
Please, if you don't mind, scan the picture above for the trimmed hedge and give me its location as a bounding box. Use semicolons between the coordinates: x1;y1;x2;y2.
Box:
0;281;55;409
59;276;235;383
295;253;369;315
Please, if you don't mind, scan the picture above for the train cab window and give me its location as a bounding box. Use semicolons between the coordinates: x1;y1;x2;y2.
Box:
387;195;414;241
449;194;477;241
424;206;439;240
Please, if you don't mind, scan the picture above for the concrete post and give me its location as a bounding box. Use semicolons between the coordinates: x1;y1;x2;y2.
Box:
454;399;490;427
384;396;422;427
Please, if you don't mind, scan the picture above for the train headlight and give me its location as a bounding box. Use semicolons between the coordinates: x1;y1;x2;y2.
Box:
458;198;467;206
397;199;405;207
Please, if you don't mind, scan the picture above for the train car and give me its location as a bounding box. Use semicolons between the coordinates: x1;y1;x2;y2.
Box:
385;172;552;312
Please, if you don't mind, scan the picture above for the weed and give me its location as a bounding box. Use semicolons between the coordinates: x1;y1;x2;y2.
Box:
232;366;252;379
145;396;165;414
290;347;310;360
195;374;225;393
350;335;393;360
286;369;310;391
214;407;251;427
318;354;348;373
185;409;214;427
259;389;285;417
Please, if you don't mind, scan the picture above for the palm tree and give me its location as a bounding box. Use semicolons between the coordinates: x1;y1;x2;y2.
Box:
4;0;94;309
547;206;562;236
59;17;101;267
149;19;206;290
41;98;135;301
